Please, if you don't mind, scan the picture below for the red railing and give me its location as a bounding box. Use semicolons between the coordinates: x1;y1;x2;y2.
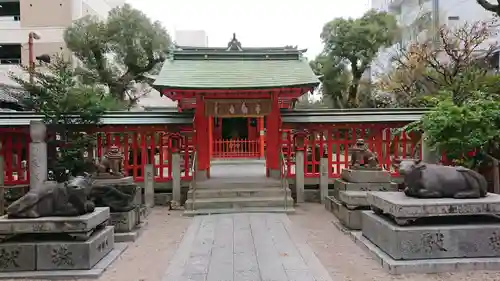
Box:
212;138;260;158
95;126;194;182
0;125;194;186
0;127;30;185
281;123;421;178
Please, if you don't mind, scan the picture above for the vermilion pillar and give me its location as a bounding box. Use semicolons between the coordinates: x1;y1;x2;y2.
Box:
195;95;209;179
266;91;281;178
259;117;265;158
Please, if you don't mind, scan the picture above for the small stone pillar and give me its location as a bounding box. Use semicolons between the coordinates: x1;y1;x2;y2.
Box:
29;120;47;190
421;133;439;164
320;158;328;204
144;164;155;208
0;141;4;214
293;130;308;204
170;133;182;203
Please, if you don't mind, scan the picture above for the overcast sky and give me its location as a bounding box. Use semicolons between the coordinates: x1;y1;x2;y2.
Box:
125;0;371;59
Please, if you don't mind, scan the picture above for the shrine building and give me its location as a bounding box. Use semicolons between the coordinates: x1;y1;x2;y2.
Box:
153;34;319;179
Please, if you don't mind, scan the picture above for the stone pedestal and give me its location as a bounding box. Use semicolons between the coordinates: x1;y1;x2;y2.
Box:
354;192;500;274
110;210;137;233
326;168;397;229
334;191;371;230
0;207;124;274
341;169;391;183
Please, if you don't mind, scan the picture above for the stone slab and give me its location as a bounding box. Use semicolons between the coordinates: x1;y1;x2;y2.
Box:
338;203;366;230
341;169;391;183
338;191;370;208
0;243;36;272
110;210;137;233
333;179;398;199
362;211;500;260
0;207;110;235
114;222;147;243
367;192;500;220
36;226;114;270
351;231;500;274
0;243;128;279
91;177;134;186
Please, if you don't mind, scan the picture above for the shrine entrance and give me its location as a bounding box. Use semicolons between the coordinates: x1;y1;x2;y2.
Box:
207;99;268;159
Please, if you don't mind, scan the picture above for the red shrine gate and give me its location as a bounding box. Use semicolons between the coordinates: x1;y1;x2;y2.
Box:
152;34;319;178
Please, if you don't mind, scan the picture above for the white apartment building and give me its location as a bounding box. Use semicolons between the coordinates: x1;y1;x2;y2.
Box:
0;0;124;66
174;30;208;47
370;0;498;78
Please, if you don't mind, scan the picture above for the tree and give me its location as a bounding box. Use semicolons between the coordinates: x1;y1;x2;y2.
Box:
385;19;499;107
320;10;398;107
10;55;121;182
477;0;500;16
309;54;351;108
64;4;172;106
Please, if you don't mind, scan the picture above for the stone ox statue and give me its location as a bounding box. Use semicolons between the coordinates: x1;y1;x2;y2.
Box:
393;159;488;199
6;174;96;218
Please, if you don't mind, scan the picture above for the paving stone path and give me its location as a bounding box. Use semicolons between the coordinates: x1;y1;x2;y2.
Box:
161;213;333;281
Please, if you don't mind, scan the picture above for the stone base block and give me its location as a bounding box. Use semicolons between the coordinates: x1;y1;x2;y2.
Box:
155;193;173;206
0;243;128;279
367;192;500;223
338;205;367;230
338;191;369;208
0;243;36;271
36;226;114;270
341;169;391;183
114;222;147;243
362;211;500;260
333;179;398;199
351;231;500;274
110;210;137;233
0;207;110;236
325;196;335;212
92;177;134;186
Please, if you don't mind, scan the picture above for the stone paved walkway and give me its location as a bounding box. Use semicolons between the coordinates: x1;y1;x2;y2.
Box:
161;213;333;281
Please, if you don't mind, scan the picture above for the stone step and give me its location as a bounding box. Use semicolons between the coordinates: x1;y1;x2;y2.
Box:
195;181;281;189
184;196;294;210
183;207;295;216
187;187;289;199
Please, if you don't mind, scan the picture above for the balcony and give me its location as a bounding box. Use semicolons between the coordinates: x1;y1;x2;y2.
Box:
0;15;20;29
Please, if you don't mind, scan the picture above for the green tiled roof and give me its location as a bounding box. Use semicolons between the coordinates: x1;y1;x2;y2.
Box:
153;34;320;90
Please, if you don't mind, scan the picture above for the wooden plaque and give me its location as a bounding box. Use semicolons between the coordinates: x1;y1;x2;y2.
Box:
205;99;272;117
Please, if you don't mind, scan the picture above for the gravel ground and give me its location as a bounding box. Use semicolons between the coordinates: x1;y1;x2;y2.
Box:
288;203;500;281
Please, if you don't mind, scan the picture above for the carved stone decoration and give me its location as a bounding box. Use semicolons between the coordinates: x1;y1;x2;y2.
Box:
89;183;138;212
490;232;500;251
348;139;380;170
421;232;447;253
393;158;488;199
29;120;46;143
6;174;95;218
95;145;124;178
0;248;20;269
51;245;73;267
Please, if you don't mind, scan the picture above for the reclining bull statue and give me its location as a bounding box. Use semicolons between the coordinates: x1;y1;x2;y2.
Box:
393;159;488;199
6;174;96;218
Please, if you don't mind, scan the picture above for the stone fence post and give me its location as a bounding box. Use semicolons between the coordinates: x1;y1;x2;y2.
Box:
293;130;307;204
0;141;4;214
172;152;181;202
320;157;328;204
29;120;47;190
143;164;155;208
421;133;439;164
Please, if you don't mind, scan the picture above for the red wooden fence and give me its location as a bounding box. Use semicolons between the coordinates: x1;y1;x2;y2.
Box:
281;123;421;178
212;138;260;158
0;125;194;186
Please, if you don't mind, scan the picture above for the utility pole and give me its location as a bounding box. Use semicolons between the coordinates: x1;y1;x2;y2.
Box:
431;0;440;45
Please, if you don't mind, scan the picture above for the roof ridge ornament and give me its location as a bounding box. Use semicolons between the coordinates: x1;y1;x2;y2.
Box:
227;33;243;51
